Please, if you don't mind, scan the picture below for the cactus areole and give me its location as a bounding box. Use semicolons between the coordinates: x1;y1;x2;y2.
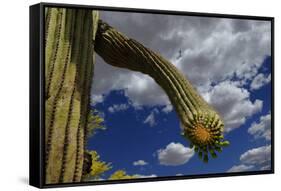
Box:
94;20;230;163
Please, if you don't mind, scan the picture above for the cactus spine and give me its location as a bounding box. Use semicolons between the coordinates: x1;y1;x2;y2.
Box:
94;20;229;163
45;8;99;184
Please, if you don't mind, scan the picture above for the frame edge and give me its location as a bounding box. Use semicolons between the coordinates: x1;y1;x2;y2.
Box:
29;3;44;188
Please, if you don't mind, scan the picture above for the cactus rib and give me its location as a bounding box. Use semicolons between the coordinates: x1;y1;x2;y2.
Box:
45;9;73;173
59;10;86;182
45;8;51;43
73;11;97;182
94;20;230;163
46;9;63;97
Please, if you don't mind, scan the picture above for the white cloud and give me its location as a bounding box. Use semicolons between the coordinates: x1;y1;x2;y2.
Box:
92;62;170;108
250;73;271;90
157;142;194;166
248;112;271;141
91;94;104;105
202;81;263;132
133;160;148;166
172;20;270;88
134;174;157;178
228;145;271;172
108;103;129;113
143;108;159;127
240;145;271;165
162;104;173;113
227;164;255;173
260;165;271;170
143;112;156;127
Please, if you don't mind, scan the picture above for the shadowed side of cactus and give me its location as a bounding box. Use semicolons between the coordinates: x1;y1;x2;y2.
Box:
94;20;229;163
45;8;99;184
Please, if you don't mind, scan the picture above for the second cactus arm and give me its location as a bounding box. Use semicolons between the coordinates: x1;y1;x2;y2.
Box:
94;20;229;162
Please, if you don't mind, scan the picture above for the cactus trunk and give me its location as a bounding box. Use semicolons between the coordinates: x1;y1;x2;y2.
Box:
94;20;229;163
45;8;99;184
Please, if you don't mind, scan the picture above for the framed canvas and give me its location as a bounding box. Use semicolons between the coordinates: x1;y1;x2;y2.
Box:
29;2;274;188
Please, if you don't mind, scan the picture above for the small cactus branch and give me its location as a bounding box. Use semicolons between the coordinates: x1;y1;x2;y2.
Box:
95;20;229;163
45;8;99;184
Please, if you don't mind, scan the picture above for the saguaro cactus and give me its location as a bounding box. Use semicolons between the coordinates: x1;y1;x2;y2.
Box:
44;8;229;184
45;8;99;184
94;20;229;163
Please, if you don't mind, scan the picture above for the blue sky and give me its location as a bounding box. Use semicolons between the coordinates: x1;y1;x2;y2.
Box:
87;12;272;180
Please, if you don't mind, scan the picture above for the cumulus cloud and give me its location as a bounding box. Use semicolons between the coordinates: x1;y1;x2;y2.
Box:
157;142;194;166
227;164;254;173
240;145;271;165
91;94;104;105
143;112;156;126
250;73;271;90
133;160;148;166
248;112;271;141
202;81;263;132
92;60;170;107
108;103;130;113
143;108;159;127
162;104;173;113
228;145;271;172
260;165;271;170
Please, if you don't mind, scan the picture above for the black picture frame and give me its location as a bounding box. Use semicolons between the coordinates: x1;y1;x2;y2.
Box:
30;2;274;188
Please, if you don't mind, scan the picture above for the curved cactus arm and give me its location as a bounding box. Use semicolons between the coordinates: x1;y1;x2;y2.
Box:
94;20;229;163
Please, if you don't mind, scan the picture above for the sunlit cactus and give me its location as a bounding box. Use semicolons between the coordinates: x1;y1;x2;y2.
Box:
94;20;230;163
45;8;99;184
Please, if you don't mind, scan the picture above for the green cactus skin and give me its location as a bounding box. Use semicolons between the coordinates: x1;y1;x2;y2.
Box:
94;20;229;163
45;8;99;184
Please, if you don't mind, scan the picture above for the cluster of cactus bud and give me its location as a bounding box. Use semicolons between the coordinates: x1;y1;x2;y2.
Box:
180;111;230;163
